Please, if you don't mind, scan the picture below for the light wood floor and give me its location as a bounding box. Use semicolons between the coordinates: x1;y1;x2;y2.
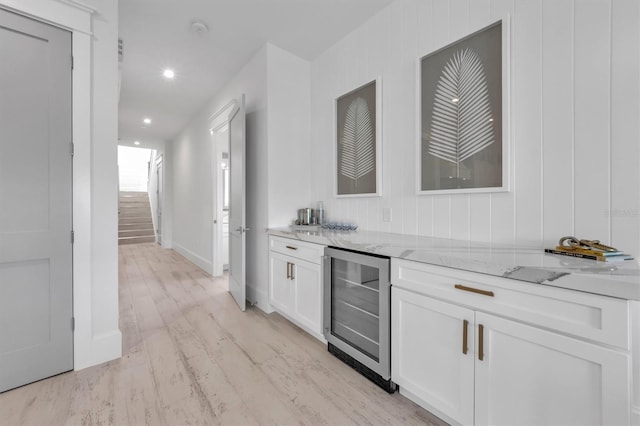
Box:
0;243;445;426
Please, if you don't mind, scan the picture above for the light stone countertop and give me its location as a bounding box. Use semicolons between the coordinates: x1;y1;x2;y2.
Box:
268;227;640;301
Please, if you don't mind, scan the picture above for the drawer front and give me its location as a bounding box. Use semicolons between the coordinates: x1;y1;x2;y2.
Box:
392;259;630;350
269;236;324;264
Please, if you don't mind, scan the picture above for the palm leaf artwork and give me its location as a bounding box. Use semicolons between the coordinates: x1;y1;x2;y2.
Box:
427;48;495;179
340;97;375;187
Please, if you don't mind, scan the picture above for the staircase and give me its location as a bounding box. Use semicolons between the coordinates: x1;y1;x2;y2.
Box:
119;191;155;245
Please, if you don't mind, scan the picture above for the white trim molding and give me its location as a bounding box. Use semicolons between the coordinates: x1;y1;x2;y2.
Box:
0;0;93;34
173;242;214;275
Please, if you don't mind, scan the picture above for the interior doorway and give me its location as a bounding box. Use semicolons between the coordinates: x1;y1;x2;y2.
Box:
212;124;230;276
117;146;156;245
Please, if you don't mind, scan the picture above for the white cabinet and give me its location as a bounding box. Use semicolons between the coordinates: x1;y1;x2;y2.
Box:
269;252;293;312
475;312;630;426
392;287;474;425
392;259;632;426
292;259;322;333
268;236;324;340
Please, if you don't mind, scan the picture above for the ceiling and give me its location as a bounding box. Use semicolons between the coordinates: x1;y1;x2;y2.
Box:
118;0;395;147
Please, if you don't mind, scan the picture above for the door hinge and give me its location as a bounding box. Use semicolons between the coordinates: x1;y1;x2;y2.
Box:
72;317;75;331
71;55;74;70
71;230;75;244
71;142;74;157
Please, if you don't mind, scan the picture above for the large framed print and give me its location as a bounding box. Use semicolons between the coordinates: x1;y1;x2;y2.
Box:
335;78;382;197
418;19;510;194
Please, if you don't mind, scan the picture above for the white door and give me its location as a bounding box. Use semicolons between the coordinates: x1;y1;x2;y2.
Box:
391;287;475;425
228;96;247;311
474;312;631;426
0;8;73;392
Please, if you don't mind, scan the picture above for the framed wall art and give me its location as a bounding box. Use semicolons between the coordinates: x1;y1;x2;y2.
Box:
417;18;510;194
335;78;382;197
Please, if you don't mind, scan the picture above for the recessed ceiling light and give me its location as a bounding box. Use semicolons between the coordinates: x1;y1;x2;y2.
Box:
163;69;175;79
134;141;140;145
190;20;209;36
143;118;151;125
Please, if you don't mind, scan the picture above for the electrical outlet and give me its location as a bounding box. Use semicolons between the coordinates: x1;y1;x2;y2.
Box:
383;207;392;222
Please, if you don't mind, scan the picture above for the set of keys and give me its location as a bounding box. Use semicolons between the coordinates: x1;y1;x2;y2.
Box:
558;236;618;253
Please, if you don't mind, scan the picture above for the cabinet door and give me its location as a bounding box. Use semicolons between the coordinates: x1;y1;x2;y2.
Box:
475;312;631;426
269;252;293;313
292;259;322;335
392;287;475;425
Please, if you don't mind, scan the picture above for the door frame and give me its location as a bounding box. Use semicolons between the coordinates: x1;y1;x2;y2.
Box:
0;0;122;369
209;100;236;277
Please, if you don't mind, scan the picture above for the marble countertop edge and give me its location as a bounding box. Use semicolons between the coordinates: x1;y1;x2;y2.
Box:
267;227;640;301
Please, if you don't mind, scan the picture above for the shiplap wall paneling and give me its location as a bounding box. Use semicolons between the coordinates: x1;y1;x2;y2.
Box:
382;3;401;235
309;0;640;256
610;0;640;256
541;0;574;244
415;0;435;238
401;0;419;235
448;0;472;242
467;0;493;243
574;1;611;244
513;0;543;244
488;0;516;244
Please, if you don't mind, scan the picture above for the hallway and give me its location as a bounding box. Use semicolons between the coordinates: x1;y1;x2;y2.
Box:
0;243;439;425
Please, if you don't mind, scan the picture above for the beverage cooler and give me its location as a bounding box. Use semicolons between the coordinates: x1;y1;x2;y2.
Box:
323;247;396;393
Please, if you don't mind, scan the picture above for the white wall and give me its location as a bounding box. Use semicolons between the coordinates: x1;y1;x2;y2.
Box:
171;46;268;282
118;146;151;192
309;0;640;256
171;43;311;311
87;0;121;366
267;44;313;225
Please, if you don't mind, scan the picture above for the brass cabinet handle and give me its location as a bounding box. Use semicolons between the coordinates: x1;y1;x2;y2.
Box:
462;319;469;355
455;284;495;297
286;245;298;250
286;262;291;279
290;263;295;280
478;324;485;361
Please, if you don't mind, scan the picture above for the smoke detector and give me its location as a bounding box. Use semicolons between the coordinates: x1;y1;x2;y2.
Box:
190;20;209;36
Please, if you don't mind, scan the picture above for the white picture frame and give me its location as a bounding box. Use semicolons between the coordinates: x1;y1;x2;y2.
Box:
334;77;382;198
416;17;511;195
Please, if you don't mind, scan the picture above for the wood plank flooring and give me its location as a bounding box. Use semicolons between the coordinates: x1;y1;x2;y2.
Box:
0;243;445;426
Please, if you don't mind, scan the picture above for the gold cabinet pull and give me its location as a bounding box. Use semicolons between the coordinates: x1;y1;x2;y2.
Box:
290;263;295;280
478;324;485;361
455;284;494;297
286;245;298;250
462;319;469;354
286;262;291;279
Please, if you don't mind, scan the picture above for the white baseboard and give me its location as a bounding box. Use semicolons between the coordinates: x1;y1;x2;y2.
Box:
173;242;212;274
247;283;273;314
74;329;122;371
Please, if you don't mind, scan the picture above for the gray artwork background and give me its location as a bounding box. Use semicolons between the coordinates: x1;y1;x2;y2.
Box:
336;80;377;195
421;22;502;191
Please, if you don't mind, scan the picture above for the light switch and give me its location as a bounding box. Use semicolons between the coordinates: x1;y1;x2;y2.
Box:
383;207;392;222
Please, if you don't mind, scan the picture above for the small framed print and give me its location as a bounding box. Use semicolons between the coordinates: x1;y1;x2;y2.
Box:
335;77;382;197
418;18;510;194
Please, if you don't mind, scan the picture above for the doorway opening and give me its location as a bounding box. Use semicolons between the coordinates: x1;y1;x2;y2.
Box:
212;124;230;276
